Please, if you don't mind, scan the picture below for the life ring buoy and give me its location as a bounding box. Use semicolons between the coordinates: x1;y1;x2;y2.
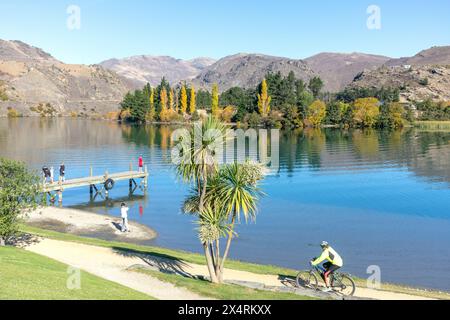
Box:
104;178;115;191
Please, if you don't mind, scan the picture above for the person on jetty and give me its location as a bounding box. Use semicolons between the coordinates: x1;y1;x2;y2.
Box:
42;166;51;184
310;241;344;292
49;166;54;183
120;202;130;233
59;162;66;182
138;155;144;173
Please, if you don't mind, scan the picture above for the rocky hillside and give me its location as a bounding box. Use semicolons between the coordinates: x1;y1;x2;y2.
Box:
349;64;450;102
100;55;216;88
0;40;131;117
385;46;450;67
192;53;317;92
304;52;391;92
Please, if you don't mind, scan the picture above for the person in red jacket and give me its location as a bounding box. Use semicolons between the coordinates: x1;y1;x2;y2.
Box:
138;156;144;172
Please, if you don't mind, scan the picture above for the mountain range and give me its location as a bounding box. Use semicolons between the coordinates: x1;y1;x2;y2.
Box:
1;39;450;117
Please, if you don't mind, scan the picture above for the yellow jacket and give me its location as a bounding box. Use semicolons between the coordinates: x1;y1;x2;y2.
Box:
312;246;343;267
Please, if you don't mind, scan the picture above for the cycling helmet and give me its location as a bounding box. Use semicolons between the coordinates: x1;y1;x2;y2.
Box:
320;241;329;248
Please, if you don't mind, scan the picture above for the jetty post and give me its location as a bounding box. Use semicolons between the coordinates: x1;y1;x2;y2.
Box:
89;166;94;197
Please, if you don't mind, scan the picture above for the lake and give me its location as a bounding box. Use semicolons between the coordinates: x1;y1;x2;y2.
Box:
1;118;449;291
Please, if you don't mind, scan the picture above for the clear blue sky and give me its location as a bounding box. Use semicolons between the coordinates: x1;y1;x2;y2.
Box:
1;0;449;64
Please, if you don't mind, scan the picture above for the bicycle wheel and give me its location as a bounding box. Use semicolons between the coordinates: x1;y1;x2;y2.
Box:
296;271;318;290
332;274;356;296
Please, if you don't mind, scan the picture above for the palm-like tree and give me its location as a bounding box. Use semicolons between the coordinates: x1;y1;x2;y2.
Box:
175;116;264;283
175;116;226;283
181;162;263;283
209;162;263;282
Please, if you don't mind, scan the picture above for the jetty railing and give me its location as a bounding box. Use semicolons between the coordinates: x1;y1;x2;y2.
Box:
41;163;149;203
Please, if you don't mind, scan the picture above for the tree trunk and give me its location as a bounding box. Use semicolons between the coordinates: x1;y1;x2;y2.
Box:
203;242;219;283
215;240;222;282
0;237;5;246
218;215;236;283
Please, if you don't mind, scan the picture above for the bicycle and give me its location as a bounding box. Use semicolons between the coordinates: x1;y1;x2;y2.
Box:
296;265;356;296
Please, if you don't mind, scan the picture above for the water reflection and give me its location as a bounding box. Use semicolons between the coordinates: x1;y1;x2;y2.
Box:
0;118;448;185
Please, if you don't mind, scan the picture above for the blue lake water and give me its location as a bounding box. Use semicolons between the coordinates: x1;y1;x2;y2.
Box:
1;118;449;291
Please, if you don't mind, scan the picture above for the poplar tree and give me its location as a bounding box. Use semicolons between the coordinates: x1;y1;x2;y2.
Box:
181;84;188;114
258;78;271;117
190;86;196;114
160;87;168;111
149;88;155;112
211;83;219;116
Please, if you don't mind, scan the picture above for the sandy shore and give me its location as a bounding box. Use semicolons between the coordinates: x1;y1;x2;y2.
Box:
24;206;157;243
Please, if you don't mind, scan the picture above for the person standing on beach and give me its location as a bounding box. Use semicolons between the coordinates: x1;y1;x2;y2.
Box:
59;162;66;182
120;203;130;233
138;155;144;173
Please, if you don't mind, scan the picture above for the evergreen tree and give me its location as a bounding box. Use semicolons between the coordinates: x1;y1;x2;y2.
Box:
197;89;212;110
308;77;324;98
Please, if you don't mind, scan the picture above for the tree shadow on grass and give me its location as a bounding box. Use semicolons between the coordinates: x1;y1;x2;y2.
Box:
9;233;42;248
112;247;195;279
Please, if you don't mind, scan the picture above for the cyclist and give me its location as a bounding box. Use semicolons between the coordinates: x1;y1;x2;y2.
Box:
310;241;343;292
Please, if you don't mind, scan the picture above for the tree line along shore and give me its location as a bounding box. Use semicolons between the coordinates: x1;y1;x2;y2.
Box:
117;72;450;130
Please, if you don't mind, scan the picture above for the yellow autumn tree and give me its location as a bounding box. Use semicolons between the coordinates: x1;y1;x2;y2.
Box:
189;86;196;114
160;87;168;116
258;78;271;117
146;88;156;121
306;100;327;127
353;97;380;127
180;84;188;114
211;83;219;116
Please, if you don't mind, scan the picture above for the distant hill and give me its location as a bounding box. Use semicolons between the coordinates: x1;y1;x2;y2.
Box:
0;40;57;62
192;53;316;92
100;55;216;88
385;46;450;67
348;64;450;102
0;39;131;117
304;52;391;92
100;52;394;93
345;46;450;103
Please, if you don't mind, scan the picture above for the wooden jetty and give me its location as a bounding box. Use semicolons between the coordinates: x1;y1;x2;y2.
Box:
42;164;149;203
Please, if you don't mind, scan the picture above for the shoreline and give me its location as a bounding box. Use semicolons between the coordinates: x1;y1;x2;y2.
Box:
24;207;157;244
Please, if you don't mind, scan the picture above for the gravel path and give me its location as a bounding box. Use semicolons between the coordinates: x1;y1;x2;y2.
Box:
25;238;436;300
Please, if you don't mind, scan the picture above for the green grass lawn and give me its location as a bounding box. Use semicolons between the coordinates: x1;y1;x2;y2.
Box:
134;269;315;300
20;224;450;300
0;246;154;300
